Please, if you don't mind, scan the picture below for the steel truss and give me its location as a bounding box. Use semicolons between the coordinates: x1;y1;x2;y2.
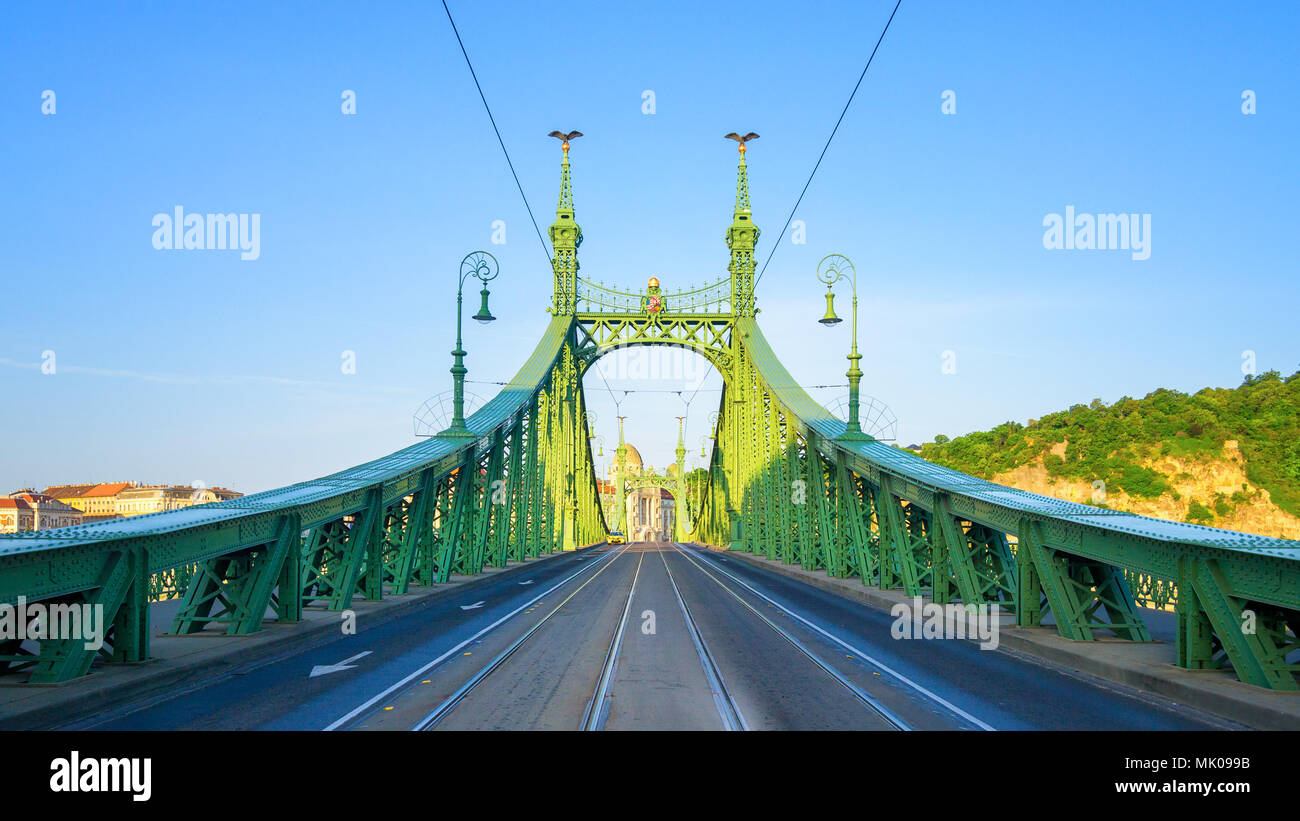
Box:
3;141;1299;692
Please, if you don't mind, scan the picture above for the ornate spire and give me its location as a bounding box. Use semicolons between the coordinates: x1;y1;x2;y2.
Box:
735;145;751;214
724;133;760;316
548;131;583;315
557;143;574;213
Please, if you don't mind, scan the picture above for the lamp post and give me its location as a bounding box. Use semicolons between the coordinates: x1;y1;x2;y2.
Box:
584;410;605;480
614;415;628;534
440;251;499;438
816;253;865;439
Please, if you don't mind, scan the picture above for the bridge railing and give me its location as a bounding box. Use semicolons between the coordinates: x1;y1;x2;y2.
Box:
576;277;732;314
0;316;608;683
695;318;1300;690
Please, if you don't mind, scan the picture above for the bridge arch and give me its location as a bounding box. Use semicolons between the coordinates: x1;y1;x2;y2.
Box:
573;276;738;382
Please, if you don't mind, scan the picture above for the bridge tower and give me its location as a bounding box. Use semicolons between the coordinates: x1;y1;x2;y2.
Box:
723;137;759;548
549;136;581;315
548;136;586;549
726;139;760;317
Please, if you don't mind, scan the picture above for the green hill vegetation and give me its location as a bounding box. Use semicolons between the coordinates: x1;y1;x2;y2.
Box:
920;369;1300;524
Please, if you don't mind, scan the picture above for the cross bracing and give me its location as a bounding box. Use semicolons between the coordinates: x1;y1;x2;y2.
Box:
3;142;1299;691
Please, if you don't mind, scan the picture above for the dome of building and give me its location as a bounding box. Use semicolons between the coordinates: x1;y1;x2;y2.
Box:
622;443;643;472
666;463;679;478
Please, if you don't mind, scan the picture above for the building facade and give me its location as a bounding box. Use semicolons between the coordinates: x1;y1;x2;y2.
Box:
115;485;241;516
38;482;243;520
0;491;85;533
606;444;677;542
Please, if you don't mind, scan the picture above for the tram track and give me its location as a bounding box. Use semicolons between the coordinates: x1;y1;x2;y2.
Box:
675;543;998;731
671;544;911;731
658;548;748;731
580;550;645;730
410;544;632;731
332;541;998;732
323;544;628;731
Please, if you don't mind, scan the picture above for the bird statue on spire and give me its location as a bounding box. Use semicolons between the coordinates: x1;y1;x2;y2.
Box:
724;132;760;153
548;130;583;152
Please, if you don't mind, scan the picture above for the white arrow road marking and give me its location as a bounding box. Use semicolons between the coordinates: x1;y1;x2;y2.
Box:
460;601;486;610
310;650;372;678
518;580;535;585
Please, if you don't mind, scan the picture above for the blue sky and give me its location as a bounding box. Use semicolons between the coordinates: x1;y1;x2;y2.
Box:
1;1;1296;494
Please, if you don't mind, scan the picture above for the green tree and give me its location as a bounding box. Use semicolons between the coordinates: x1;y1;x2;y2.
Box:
920;368;1300;519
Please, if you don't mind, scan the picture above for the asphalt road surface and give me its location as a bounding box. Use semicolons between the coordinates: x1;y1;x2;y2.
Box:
62;543;1236;731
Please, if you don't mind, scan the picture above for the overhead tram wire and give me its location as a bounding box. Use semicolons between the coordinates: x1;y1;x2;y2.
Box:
441;0;893;411
752;0;904;290
440;0;552;266
592;361;623;412
683;360;720;417
441;0;623;416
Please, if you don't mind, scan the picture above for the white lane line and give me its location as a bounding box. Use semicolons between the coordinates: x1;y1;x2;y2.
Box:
323;547;625;731
310;650;373;678
680;545;998;732
459;601;486;610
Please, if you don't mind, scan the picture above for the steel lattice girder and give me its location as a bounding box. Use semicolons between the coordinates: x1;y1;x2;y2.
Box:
6;145;1300;692
4;310;1300;688
693;318;1300;689
574;313;734;375
1179;558;1300;690
170;512;300;636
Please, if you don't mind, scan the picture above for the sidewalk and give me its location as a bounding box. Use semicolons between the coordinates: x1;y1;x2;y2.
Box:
0;552;568;731
718;547;1300;730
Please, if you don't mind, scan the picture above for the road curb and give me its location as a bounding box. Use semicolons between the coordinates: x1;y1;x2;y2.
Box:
715;547;1300;730
0;549;582;730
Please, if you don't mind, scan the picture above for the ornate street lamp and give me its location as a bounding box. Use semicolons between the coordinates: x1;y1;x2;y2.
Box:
440;250;499;438
582;409;603;457
816;254;865;439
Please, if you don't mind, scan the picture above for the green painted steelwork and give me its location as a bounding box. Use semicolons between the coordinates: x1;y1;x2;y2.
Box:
2;135;1299;692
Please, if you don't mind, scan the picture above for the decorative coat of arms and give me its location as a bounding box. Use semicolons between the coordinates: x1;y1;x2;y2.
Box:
640;277;666;314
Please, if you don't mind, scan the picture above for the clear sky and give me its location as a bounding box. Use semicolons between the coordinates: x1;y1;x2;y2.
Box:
1;1;1296;494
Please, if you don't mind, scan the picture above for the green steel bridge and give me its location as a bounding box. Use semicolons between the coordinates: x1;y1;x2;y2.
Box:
3;139;1299;695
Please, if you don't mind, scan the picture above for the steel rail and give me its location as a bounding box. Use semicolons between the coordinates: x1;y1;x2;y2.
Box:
678;544;998;731
671;544;912;731
580;549;645;730
324;544;625;731
410;545;632;731
658;547;748;731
